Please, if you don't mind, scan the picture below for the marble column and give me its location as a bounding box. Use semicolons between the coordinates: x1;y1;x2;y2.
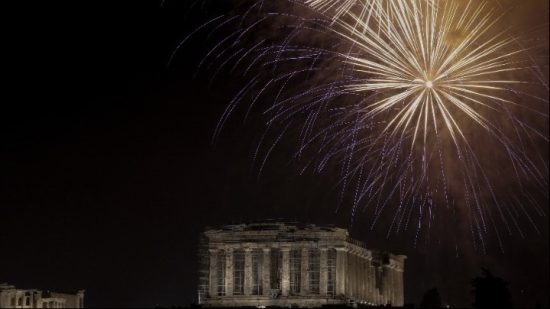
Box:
352;251;355;298
368;262;376;303
281;248;290;296
354;254;363;299
208;249;218;297
395;268;404;306
225;247;234;296
262;248;271;296
382;265;392;305
365;257;371;301
392;267;398;305
319;248;328;296
366;261;371;302
335;248;347;296
393;268;399;305
388;266;395;305
375;266;382;305
244;248;253;295
356;256;362;300
300;247;309;294
360;256;366;301
352;252;357;298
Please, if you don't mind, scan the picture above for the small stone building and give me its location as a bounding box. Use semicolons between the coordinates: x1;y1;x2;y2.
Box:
0;283;84;308
198;222;405;307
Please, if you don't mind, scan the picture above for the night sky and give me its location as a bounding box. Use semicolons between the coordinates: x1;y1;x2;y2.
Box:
1;0;548;308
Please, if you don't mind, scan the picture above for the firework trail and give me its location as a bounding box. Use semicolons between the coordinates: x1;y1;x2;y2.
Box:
305;0;366;21
173;0;549;251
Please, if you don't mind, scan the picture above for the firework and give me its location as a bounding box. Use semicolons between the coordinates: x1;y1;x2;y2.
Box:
176;0;549;251
325;0;548;250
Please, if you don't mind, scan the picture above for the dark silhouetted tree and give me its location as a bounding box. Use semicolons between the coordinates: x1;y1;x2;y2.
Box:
471;268;512;308
420;287;442;308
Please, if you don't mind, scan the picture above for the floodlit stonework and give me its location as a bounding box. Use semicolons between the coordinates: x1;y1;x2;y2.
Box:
198;222;406;307
0;283;84;308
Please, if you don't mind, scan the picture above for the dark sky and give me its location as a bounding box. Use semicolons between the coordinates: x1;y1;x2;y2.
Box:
1;0;548;308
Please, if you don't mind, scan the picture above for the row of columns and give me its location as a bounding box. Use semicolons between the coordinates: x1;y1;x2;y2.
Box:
207;246;404;306
344;248;404;306
345;249;376;302
382;264;404;306
42;300;66;308
209;247;337;297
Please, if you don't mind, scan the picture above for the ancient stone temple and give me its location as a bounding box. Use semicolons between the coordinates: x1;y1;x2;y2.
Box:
197;222;406;307
0;283;84;308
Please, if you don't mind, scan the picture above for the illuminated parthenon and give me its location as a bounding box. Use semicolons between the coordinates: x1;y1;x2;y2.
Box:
198;222;406;307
